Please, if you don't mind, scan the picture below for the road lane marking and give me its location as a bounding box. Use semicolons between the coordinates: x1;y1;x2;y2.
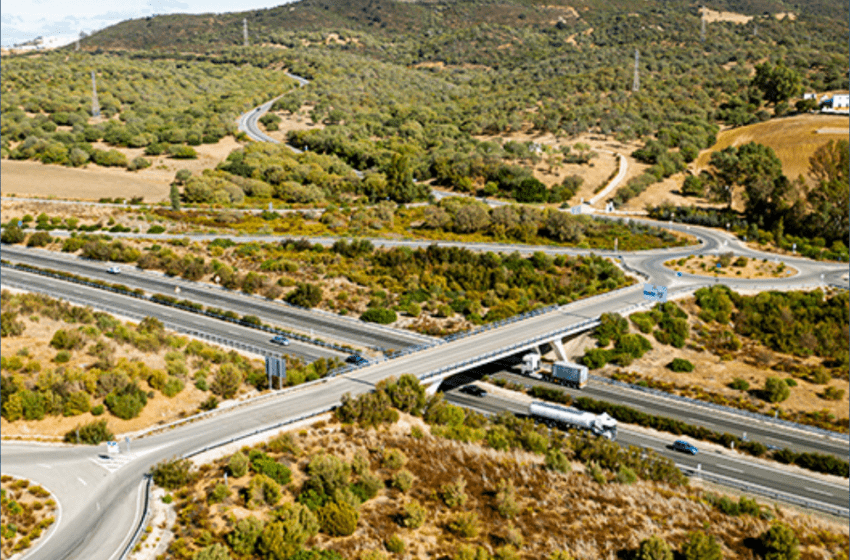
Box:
37;463;52;469
77;477;87;486
805;487;837;497
715;464;743;473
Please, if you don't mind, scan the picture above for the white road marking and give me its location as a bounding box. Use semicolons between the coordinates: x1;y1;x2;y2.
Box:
805;487;836;497
37;463;52;469
77;477;88;486
715;464;743;474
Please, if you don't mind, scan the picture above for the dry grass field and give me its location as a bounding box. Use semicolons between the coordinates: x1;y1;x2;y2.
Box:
694;114;849;186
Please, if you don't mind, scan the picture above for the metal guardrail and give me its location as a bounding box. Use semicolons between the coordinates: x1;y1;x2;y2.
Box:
678;464;849;518
117;475;152;560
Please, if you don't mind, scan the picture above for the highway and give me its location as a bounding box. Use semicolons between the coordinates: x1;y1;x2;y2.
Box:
0;245;435;352
3;82;849;558
444;389;850;512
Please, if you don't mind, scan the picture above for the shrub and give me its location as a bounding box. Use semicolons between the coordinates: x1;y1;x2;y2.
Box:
637;535;673;560
210;364;242;399
361;307;397;324
494;479;519;519
199;396;219;411
680;531;721;560
382;448;407;471
27;231;52;247
823;386;845;401
286;283;323;308
318;501;358;536
258;518;312;560
162;376;184;398
247;474;282;508
151;458;196;490
227;515;264;555
447;512;480;539
229;451;249;477
668;358;694;372
764;377;790;403
390;469;414;493
616;465;638;484
168;145;198;159
63;392;91;416
64;419;113;444
192;544;232;560
440;477;468;508
760;523;800;560
250;452;292;485
90;404;105;416
729;378;750;391
208;483;230;504
385;534;405;554
1;226;26;245
53;350;71;363
402;499;426;529
544;447;572;473
104;389;146;420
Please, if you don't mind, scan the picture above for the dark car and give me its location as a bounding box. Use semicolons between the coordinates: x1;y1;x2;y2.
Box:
672;440;699;455
271;335;290;346
346;355;369;366
459;385;486;397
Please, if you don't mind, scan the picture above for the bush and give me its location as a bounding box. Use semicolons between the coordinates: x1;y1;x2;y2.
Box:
440;477;468;508
208;483;230;505
1;226;26;244
494;479;519;519
637;535;673;560
27;231;52;247
63;392;91;416
227;515;264;555
64;419;113;444
318;501;358;536
447;512;480;539
193;544;232;560
361;307;397;324
390;469;414;493
90;404;105;416
162;376;184;398
168;145;198;159
385;534;405;554
402;499;426;529
151;458;195;490
229;451;249;477
729;378;750;391
247;474;282;508
1;312;25;337
668;358;694;372
680;531;721;560
544;448;572;473
823;386;845;401
382;448;407;471
616;465;638;484
250;451;292;485
760;523;800;560
286;283;323;308
104;388;146;420
764;377;790;403
53;350;71;363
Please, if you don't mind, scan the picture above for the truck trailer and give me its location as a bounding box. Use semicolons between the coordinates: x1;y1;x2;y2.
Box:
529;401;617;440
545;361;588;389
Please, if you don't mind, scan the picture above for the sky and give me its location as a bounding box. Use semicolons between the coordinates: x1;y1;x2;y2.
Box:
1;0;293;47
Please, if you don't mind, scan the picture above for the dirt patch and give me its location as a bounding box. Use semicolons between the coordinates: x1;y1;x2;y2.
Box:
702;7;753;24
664;254;796;279
1;137;243;202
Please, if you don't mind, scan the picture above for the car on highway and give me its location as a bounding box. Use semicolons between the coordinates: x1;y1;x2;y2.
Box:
106;266;121;274
459;385;486;397
346;355;369;366
271;335;290;346
672;440;699;455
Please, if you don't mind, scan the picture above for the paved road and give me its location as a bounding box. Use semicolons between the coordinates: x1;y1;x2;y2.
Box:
0;246;434;352
444;390;850;513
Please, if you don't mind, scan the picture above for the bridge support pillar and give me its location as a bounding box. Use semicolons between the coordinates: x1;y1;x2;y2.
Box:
551;338;569;362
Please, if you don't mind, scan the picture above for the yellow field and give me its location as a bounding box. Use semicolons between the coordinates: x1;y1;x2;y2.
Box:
695;114;849;184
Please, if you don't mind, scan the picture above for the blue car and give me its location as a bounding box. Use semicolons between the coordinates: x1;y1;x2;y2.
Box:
271;335;290;346
672;440;699;455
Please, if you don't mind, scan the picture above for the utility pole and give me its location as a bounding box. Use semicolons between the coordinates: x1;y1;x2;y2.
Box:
243;18;248;47
701;6;706;42
91;70;100;118
632;49;639;92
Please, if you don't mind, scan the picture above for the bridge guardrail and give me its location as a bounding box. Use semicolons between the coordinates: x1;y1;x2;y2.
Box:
678;464;849;518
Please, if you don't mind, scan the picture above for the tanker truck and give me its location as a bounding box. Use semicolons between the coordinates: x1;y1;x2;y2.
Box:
529;400;617;440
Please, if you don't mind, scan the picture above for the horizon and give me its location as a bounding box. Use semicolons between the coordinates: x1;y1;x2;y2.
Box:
0;0;295;47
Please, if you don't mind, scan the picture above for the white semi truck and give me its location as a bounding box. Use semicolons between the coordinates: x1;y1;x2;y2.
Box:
529;401;618;440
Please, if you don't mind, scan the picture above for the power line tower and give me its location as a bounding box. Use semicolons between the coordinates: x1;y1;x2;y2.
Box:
243;18;248;47
632;49;639;92
701;6;706;42
91;70;100;118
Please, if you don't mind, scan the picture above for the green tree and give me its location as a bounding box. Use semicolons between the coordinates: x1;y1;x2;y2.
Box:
637;535;673;560
708;142;788;224
806;139;849;244
258;519;312;560
227;516;264;555
170;184;181;210
210;364;242;399
680;531;722;560
761;523;800;560
752;62;803;104
318;500;359;536
151;458;195;490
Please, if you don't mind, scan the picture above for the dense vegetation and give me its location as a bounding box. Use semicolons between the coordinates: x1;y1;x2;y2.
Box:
0;291;341;428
